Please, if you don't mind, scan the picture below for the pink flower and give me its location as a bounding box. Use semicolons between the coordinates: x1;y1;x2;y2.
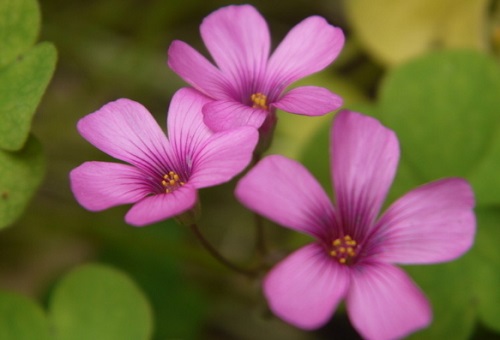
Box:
235;110;475;340
70;88;258;226
167;5;344;133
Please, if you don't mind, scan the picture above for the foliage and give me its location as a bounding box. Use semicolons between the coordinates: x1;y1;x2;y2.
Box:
1;0;499;339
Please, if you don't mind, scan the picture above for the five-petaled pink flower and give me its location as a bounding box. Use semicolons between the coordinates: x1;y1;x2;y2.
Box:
70;88;258;226
236;110;475;340
168;5;344;133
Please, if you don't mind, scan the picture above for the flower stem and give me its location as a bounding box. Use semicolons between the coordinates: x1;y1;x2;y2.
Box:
254;212;267;258
251;152;268;259
189;223;258;278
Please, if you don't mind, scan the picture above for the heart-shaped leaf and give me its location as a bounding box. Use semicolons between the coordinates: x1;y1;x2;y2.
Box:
0;135;45;229
378;50;500;205
0;291;51;340
0;0;40;69
49;264;153;340
0;42;57;151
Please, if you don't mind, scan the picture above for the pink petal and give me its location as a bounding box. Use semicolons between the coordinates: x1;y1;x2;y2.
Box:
371;178;476;264
189;127;258;188
273;86;343;116
264;243;349;330
167;41;233;100
347;263;431;340
125;184;197;226
203;100;268;132
77;99;170;169
70;161;149;211
267;16;344;87
235;155;335;240
200;5;270;88
167;88;214;162
331;111;399;240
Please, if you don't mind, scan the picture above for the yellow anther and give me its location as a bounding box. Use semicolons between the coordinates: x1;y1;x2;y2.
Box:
250;93;268;110
161;171;184;193
330;235;359;265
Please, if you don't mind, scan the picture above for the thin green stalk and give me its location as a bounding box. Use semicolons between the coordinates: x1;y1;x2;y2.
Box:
189;223;258;278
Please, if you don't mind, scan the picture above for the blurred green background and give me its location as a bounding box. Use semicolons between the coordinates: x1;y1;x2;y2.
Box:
1;0;500;339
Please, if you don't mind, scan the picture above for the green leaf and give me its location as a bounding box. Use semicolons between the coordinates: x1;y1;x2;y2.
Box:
298;113;333;195
0;42;57;151
406;258;477;340
269;73;366;159
49;264;153;340
100;238;206;340
346;0;489;65
473;208;500;333
0;0;40;68
468;129;500;206
0;135;45;229
0;291;51;340
405;207;500;339
378;50;500;205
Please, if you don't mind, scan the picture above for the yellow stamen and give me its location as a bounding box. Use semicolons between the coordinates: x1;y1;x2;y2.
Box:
161;170;184;194
250;93;268;110
329;234;359;265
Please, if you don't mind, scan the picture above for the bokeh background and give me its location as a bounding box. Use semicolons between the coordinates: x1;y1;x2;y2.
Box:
1;0;500;339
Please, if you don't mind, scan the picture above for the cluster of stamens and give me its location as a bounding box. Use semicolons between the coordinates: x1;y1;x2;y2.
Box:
250;92;268;110
330;235;357;265
161;171;185;193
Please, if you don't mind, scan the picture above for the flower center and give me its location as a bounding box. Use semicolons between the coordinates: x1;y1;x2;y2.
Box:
161;171;185;193
330;235;358;265
250;92;268;110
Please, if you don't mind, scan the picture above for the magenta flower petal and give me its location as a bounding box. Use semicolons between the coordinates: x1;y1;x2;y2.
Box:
125;184;197;227
167;88;213;158
235;155;335;239
236;109;475;336
373;178;476;264
203;100;268;132
264;243;349;330
331;110;399;239
347;263;431;340
71;90;257;226
168;5;344;132
70;161;150;211
200;5;270;85
267;16;344;87
77;98;170;168
190;127;258;188
167;41;232;100
273;86;343;115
